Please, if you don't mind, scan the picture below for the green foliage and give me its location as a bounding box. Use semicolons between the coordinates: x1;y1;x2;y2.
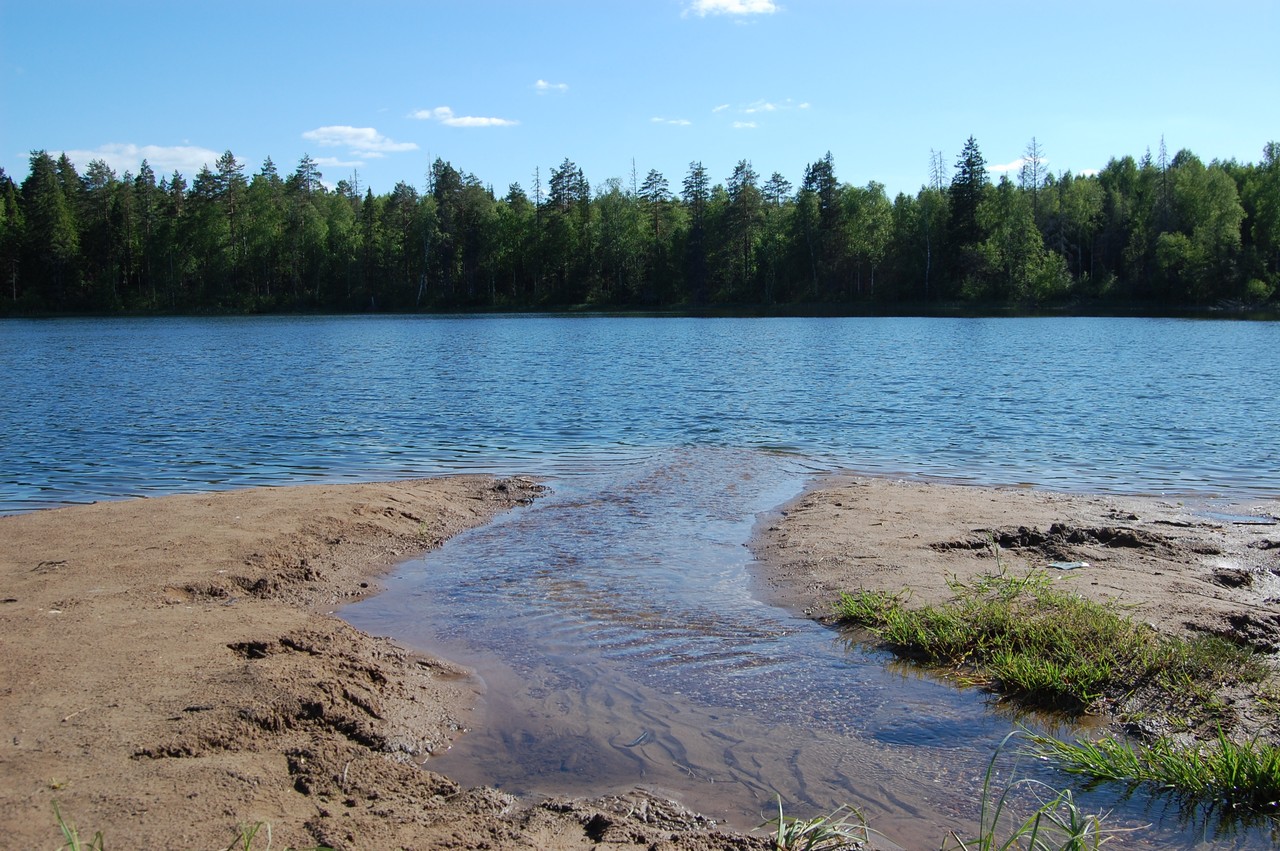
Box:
836;568;1268;715
53;802;105;851
1245;278;1275;303
760;798;869;850
943;735;1119;851
1029;727;1280;817
49;808;332;851
4;139;1278;315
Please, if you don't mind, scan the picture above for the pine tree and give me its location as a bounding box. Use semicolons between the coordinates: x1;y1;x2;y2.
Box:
21;151;80;307
947;136;990;291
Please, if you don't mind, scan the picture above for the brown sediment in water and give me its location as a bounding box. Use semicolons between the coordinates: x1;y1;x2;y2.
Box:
5;472;1279;850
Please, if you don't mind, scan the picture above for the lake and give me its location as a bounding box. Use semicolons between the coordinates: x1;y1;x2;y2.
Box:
4;314;1278;847
4;314;1278;511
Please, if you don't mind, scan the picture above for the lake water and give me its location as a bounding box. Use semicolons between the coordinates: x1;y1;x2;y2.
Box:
4;314;1279;847
4;314;1278;511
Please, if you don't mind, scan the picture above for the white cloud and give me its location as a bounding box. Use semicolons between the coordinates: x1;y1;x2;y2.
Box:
651;117;692;126
988;157;1026;174
709;97;808;119
687;0;778;16
313;156;365;169
534;79;569;94
60;143;221;177
410;106;519;128
1079;168;1100;177
301;125;417;156
712;97;807;127
989;156;1052;175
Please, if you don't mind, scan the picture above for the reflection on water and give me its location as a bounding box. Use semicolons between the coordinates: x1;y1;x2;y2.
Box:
7;315;1279;844
4;315;1280;513
343;447;1265;849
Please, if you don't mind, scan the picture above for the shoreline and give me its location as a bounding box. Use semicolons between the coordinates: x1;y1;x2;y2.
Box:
750;474;1280;748
750;474;1280;636
5;473;1279;849
0;476;765;850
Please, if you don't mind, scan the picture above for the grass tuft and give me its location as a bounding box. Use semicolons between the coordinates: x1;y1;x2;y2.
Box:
836;567;1269;716
943;732;1126;851
1028;728;1280;815
837;567;1280;825
50;808;332;851
760;797;869;850
53;802;105;851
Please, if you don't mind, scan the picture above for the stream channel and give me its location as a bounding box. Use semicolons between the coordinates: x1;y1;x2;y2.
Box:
8;315;1278;846
342;447;1262;850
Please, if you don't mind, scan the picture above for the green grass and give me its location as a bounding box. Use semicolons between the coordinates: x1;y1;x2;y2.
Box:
53;802;104;851
836;568;1268;716
760;797;869;850
1027;728;1280;815
942;734;1122;851
837;566;1280;824
50;808;330;851
764;734;1124;850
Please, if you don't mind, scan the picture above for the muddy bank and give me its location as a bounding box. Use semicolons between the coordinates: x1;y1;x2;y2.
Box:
751;475;1280;739
0;477;765;850
9;471;1280;850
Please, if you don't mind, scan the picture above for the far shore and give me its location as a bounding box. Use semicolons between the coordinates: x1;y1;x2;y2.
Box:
3;473;1278;849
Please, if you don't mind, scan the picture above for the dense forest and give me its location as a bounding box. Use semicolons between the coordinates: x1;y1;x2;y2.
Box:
2;137;1278;315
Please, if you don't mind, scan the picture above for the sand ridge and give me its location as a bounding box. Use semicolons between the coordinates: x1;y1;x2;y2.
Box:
1;477;764;850
5;472;1280;849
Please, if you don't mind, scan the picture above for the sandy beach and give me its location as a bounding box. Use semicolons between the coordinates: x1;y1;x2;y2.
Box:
3;473;1278;849
751;476;1280;740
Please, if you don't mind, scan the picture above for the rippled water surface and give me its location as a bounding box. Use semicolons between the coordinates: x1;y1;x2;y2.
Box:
343;447;1266;848
3;314;1278;510
5;315;1279;847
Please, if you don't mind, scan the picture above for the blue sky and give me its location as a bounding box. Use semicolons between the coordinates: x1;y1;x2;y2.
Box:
3;0;1276;200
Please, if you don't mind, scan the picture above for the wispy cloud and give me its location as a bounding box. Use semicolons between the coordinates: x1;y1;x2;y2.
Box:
301;126;418;157
741;97;807;114
410;106;519;128
712;97;808;128
989;156;1051;174
534;79;569;94
60;143;221;177
313;156;365;169
651;117;692;126
686;0;779;16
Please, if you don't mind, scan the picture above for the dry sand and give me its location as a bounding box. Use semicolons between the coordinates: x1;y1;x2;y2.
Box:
4;473;1279;850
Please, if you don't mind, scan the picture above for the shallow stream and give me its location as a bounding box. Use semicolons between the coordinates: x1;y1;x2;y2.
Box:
7;315;1279;846
343;447;1263;849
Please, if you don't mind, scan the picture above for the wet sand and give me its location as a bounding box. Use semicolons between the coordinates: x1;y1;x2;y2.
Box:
1;477;761;850
752;476;1280;647
4;473;1279;849
751;475;1280;745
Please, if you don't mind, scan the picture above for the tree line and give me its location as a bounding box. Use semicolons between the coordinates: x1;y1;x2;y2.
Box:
2;136;1277;315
